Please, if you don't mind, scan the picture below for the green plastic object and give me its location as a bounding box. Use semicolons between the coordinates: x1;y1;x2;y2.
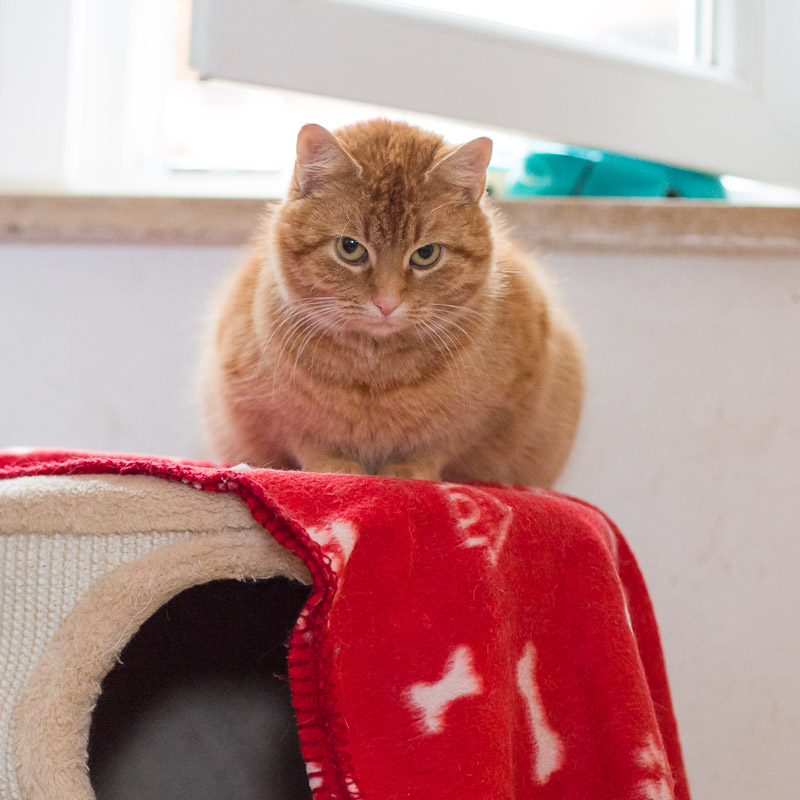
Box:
507;147;726;199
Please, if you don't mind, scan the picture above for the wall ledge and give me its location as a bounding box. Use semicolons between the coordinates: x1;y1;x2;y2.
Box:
1;195;799;257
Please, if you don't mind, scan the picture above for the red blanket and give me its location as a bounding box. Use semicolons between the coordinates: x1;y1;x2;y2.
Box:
0;450;690;800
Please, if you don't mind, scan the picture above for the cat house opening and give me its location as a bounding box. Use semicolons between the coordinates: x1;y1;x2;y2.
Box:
87;578;313;800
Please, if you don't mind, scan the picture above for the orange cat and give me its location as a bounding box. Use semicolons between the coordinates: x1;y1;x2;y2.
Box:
202;119;583;485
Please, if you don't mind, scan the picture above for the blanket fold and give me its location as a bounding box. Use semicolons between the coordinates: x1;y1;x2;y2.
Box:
0;450;690;800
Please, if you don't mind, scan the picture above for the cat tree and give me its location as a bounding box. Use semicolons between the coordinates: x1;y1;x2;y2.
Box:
0;449;691;800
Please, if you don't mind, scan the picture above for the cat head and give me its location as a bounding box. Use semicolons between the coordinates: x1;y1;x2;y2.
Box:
271;119;494;338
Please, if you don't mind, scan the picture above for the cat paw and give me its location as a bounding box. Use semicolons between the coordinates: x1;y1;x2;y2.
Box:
379;462;441;481
302;458;365;476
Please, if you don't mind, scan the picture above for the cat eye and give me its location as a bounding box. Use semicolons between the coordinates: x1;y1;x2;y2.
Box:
335;237;368;264
409;243;442;269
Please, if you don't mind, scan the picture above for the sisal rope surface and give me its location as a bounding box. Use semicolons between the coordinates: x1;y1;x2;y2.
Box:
0;530;194;799
0;473;267;800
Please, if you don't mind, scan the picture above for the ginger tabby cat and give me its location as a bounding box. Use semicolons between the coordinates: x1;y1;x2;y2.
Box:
203;119;583;485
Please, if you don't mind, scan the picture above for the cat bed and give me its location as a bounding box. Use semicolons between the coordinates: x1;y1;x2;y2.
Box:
0;449;691;800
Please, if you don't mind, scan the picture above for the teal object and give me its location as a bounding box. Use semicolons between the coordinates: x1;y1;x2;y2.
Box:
507;147;726;199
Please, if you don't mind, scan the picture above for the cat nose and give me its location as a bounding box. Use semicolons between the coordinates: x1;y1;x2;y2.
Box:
373;296;401;317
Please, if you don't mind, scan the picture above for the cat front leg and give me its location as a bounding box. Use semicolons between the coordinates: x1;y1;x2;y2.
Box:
292;441;365;476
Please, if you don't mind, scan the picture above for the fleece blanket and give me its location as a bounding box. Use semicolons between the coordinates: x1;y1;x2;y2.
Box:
0;450;690;800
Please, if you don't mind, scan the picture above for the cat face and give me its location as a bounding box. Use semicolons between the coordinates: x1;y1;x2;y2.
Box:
272;120;494;338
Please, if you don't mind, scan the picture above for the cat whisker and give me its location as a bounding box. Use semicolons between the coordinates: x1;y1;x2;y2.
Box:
337;209;361;244
416;319;447;359
428;311;480;354
290;314;338;384
250;305;307;387
417;318;469;412
428;311;489;386
309;310;350;372
287;298;341;314
425;200;461;217
431;320;474;407
267;299;350;388
430;303;492;325
270;313;319;397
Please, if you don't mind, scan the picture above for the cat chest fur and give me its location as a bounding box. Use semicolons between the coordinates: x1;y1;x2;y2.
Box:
270;346;490;464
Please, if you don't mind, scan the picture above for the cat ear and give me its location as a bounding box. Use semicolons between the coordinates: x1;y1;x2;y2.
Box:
426;137;493;203
293;123;361;195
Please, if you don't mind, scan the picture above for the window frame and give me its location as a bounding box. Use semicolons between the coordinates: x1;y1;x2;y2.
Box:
0;0;168;194
191;0;800;187
1;0;797;194
0;0;76;192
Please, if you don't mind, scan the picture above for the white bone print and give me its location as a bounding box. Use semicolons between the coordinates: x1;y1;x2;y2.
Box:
635;735;674;800
406;646;483;734
595;518;635;634
599;517;620;564
343;774;362;798
516;642;565;784
305;761;324;792
306;518;359;575
441;486;513;566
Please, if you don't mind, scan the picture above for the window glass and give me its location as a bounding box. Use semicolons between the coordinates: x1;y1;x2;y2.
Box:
361;0;713;64
168;0;534;192
43;0;794;200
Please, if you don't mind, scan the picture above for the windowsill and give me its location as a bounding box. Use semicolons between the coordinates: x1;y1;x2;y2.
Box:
1;195;799;257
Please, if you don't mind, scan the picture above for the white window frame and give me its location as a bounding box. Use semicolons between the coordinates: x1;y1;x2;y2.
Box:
191;0;800;187
0;0;77;192
0;0;171;194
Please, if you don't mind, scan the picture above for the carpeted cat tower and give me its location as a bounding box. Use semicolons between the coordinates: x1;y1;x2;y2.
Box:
0;449;691;800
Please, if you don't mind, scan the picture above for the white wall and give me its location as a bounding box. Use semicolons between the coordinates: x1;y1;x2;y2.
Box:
1;239;799;800
552;251;800;800
0;242;225;458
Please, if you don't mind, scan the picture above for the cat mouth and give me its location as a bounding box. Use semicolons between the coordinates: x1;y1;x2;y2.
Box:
351;314;408;337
